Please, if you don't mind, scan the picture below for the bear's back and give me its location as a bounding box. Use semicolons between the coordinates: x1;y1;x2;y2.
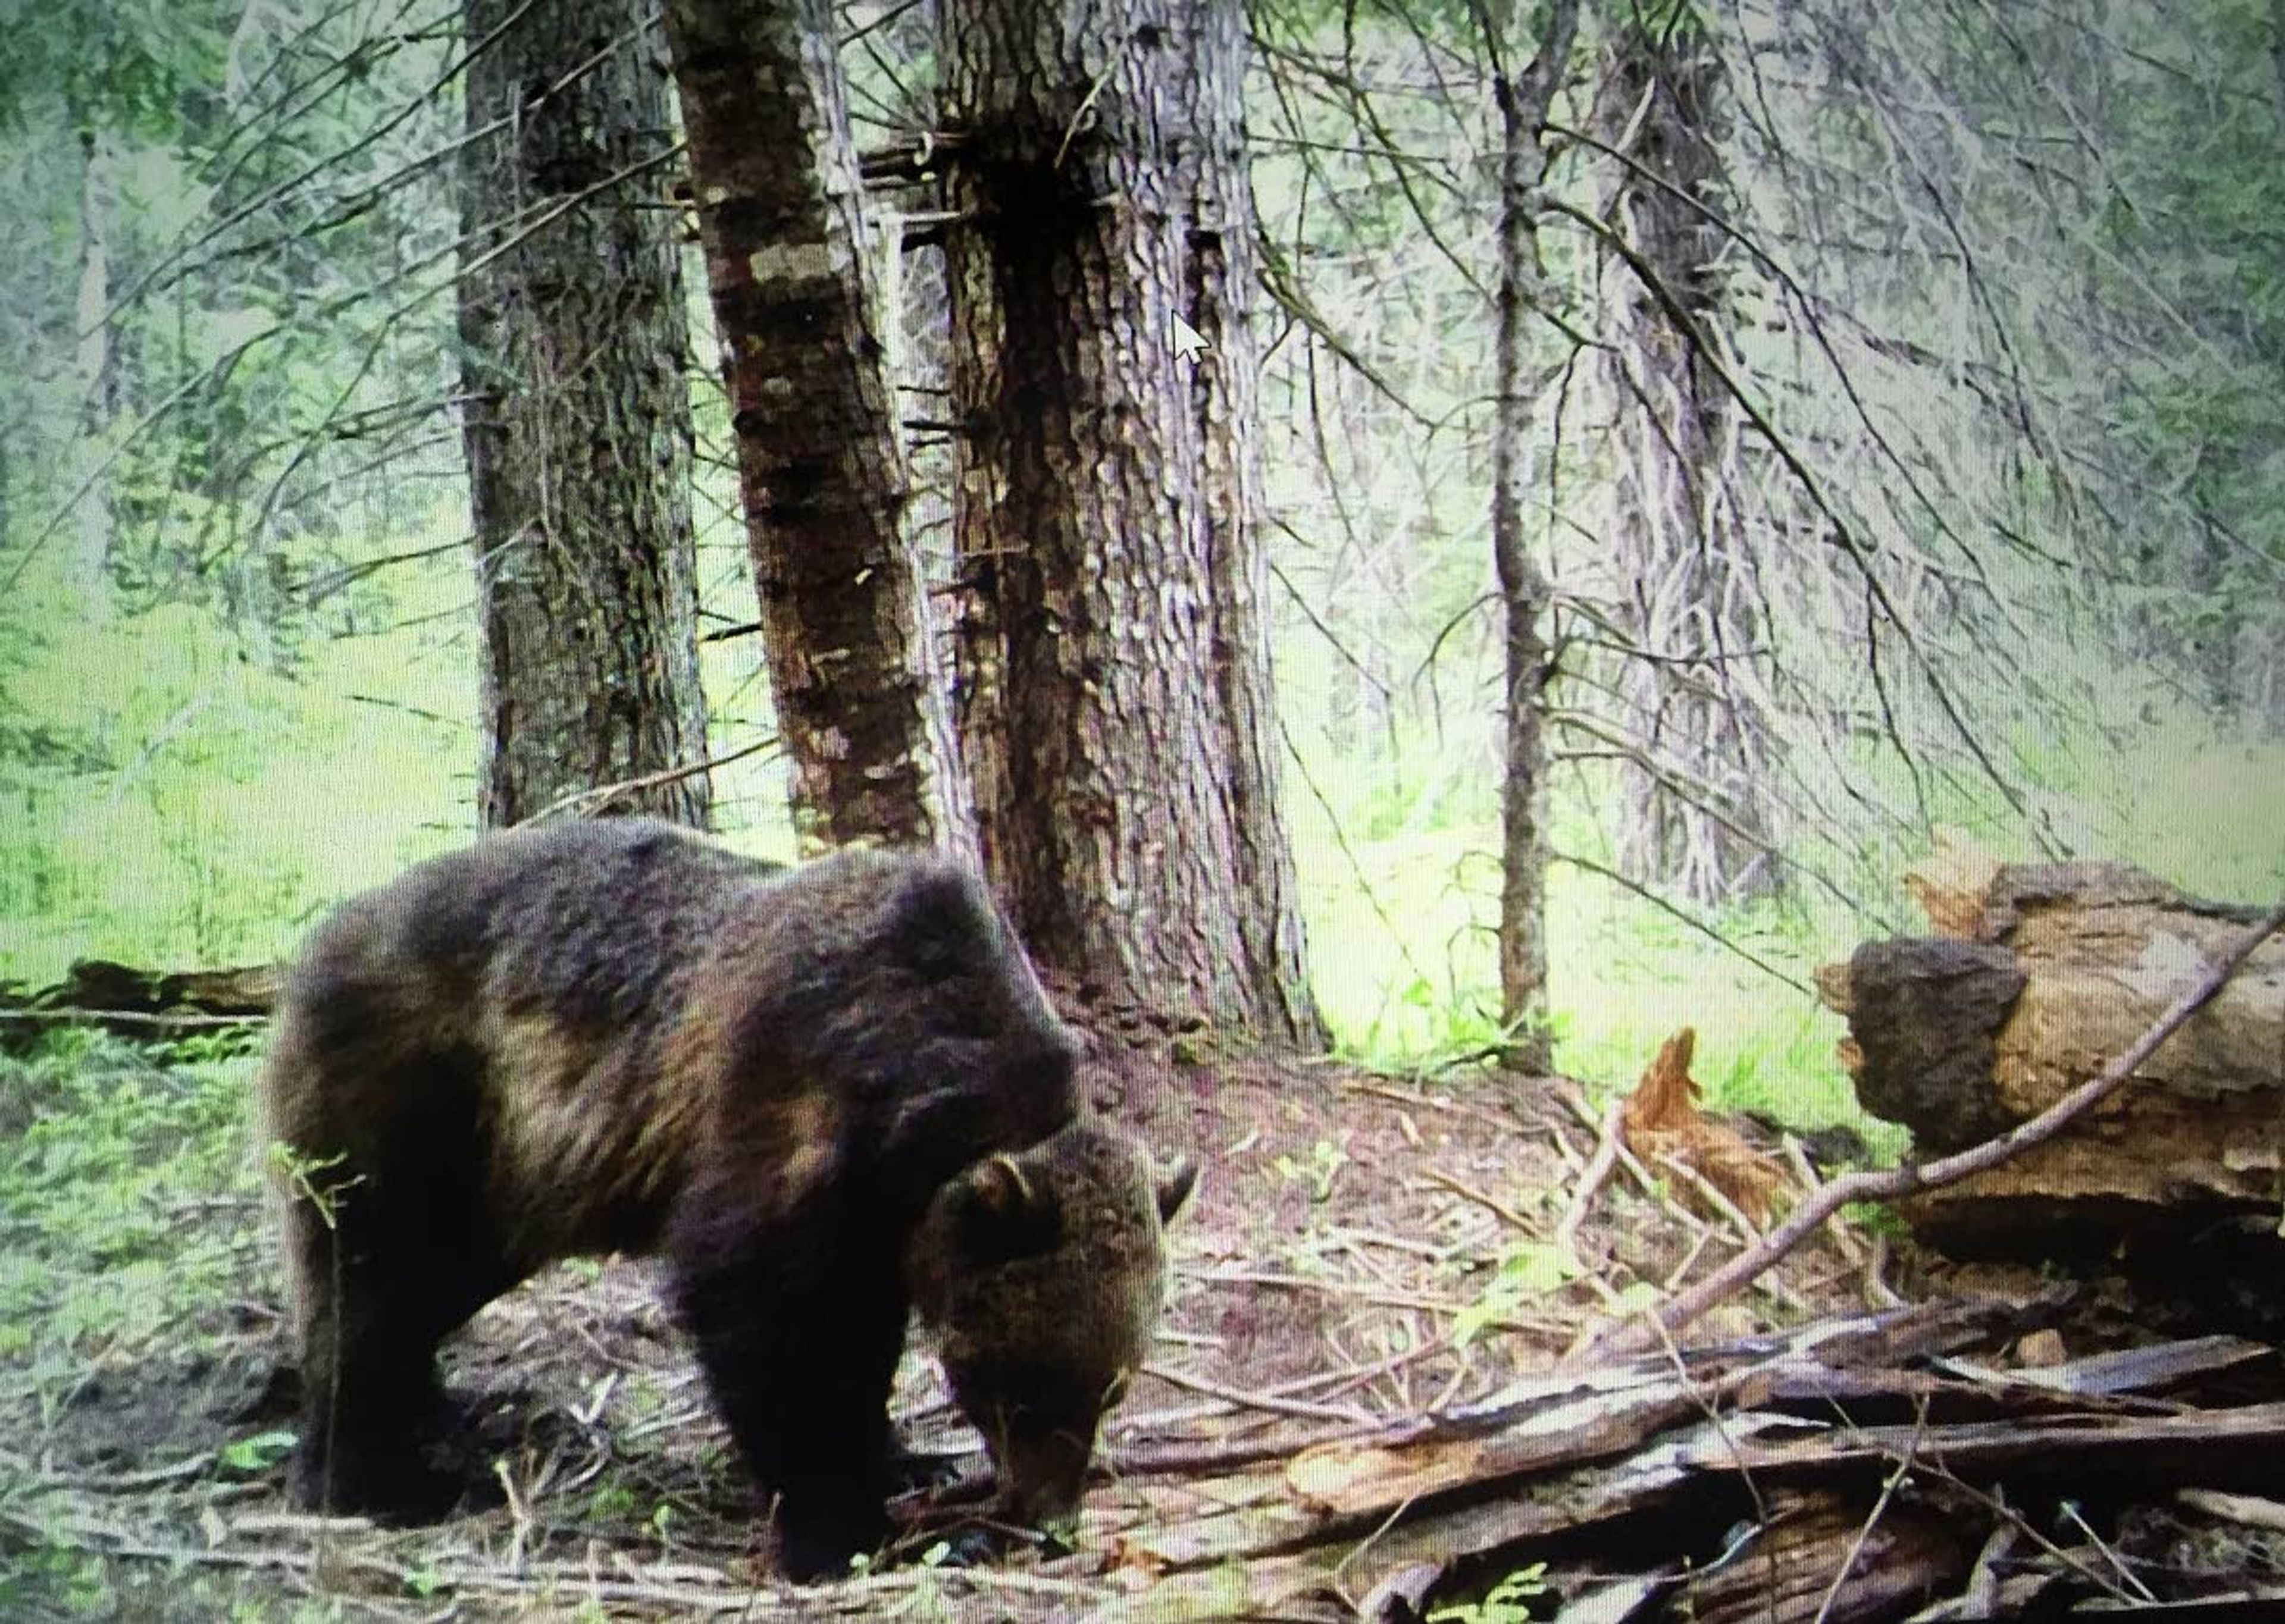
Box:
282;819;776;1050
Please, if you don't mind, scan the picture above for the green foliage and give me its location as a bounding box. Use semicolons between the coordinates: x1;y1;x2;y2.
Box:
0;0;228;140
1451;1241;1579;1347
0;1535;117;1619
0;540;478;980
218;1429;298;1475
0;516;792;987
0;1030;266;1368
1427;1563;1550;1624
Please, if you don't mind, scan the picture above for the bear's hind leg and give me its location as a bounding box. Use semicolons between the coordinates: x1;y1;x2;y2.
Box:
284;1191;460;1517
282;1133;509;1520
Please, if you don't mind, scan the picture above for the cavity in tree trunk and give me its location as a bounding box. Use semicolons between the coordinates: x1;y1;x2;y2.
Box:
1488;0;1580;1074
661;0;960;852
1594;14;1776;905
458;0;710;829
941;0;1322;1045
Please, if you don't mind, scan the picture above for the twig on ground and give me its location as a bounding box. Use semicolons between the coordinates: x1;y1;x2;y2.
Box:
1142;1362;1376;1425
1779;1137;1862;1265
1420;1167;1535;1231
1552;1098;1624;1253
1647;1153;1767;1254
31;1453;216;1493
2177;1489;2285;1535
1194;1268;1474;1319
1110;1425;1367;1476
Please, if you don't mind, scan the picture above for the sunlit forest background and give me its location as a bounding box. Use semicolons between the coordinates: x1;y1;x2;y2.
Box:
2;0;2280;1132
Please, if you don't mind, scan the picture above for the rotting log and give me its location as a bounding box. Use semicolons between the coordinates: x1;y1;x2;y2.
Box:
0;958;277;1044
1817;849;2285;1268
1050;1309;2285;1623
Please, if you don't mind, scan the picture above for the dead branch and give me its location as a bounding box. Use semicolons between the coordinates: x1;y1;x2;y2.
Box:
1551;1097;1624;1253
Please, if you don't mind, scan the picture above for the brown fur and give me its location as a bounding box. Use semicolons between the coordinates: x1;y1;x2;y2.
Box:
258;817;1176;1578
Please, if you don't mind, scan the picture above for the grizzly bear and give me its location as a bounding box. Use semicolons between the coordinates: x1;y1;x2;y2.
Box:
258;817;1192;1579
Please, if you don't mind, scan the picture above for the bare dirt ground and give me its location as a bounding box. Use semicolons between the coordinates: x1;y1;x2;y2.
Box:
1;1024;1887;1623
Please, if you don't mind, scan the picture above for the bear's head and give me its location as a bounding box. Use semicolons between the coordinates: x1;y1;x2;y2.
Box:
909;1117;1195;1529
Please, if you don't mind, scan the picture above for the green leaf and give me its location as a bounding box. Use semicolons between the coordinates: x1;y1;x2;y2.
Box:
218;1429;297;1475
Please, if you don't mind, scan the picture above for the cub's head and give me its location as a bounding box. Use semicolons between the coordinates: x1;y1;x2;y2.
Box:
910;1118;1195;1530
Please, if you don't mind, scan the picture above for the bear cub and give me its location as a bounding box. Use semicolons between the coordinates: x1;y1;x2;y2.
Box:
258;817;1192;1578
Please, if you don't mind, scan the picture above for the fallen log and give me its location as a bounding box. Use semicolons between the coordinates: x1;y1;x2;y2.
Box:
1064;1308;2284;1622
1817;849;2285;1290
1583;896;2283;1361
0;958;277;1045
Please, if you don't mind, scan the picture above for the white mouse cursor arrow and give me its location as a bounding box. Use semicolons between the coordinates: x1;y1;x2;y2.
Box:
1171;313;1209;363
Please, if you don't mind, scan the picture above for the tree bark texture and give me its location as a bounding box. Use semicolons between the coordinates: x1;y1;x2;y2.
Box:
1489;0;1580;1073
1592;17;1775;905
661;0;958;852
941;0;1321;1044
459;0;710;829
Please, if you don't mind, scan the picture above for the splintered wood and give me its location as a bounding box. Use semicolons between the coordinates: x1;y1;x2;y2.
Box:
1619;1026;1785;1226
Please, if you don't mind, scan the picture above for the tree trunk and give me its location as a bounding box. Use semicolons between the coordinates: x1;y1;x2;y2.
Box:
941;0;1322;1044
660;0;960;852
1489;0;1580;1073
458;0;710;829
70;127;114;616
1179;0;1317;1036
1594;16;1777;905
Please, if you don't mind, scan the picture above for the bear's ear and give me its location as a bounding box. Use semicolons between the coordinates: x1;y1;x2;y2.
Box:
887;863;991;977
970;1153;1033;1218
1156;1156;1198;1224
956;1152;1058;1258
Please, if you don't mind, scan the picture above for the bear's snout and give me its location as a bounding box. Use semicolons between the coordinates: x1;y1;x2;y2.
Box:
996;1424;1093;1529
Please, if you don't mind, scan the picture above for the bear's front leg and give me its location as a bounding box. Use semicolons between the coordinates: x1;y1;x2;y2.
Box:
670;1202;910;1582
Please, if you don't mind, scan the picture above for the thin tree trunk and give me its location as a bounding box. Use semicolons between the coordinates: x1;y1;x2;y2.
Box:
458;0;710;829
661;0;959;851
71;128;114;616
942;0;1321;1044
1489;0;1580;1073
1595;15;1776;905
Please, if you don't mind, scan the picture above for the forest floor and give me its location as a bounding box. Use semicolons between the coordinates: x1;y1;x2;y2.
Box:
41;996;2285;1622
0;1010;1910;1623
